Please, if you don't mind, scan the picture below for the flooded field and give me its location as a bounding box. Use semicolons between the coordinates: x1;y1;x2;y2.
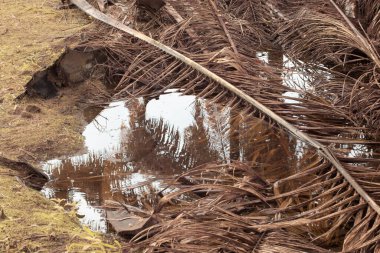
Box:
41;90;309;232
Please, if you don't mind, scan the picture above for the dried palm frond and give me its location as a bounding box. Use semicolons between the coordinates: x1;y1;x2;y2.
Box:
276;1;380;77
270;0;380;130
67;0;380;251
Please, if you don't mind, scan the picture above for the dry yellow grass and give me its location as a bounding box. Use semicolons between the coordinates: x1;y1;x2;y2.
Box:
0;0;94;161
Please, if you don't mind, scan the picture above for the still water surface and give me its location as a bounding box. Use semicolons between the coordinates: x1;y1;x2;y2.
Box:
41;90;304;232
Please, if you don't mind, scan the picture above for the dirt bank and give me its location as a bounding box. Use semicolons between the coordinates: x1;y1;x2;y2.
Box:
0;0;92;161
0;0;119;252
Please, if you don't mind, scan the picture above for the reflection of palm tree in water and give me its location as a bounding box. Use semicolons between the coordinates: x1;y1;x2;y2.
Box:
48;96;221;210
49;154;127;205
123;95;300;183
122;97;220;173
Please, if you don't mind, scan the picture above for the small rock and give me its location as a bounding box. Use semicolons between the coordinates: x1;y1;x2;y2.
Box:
25;105;41;113
21;112;33;119
58;50;95;84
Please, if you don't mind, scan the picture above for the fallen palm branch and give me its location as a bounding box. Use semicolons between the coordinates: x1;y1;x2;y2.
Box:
208;0;239;56
276;4;379;76
67;0;380;251
328;0;380;69
72;0;379;215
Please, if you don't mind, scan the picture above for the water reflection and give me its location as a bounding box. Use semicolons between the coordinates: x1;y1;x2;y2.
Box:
42;90;305;232
257;50;332;104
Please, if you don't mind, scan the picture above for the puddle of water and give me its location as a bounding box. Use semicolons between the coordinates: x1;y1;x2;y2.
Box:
41;90;307;232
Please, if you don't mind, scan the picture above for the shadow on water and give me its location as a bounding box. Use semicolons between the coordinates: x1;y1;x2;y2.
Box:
41;89;311;232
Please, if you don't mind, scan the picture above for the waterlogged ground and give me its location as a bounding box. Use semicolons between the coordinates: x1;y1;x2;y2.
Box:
1;1;378;252
41;90;311;232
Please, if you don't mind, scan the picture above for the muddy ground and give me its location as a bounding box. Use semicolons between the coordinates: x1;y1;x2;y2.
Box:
0;0;119;251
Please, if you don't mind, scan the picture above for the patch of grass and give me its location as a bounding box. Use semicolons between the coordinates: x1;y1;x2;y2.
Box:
0;0;93;161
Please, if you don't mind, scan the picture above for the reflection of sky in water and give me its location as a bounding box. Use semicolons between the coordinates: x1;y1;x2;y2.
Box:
84;92;196;154
348;144;370;158
256;52;268;63
84;101;129;154
147;92;196;152
42;52;326;232
71;190;106;232
146;92;196;133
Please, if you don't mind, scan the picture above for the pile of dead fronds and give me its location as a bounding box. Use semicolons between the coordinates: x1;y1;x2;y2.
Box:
43;0;380;251
272;0;380;132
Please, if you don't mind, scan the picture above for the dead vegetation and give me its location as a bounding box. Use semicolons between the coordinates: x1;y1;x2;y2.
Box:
56;0;380;252
274;0;380;132
3;0;380;252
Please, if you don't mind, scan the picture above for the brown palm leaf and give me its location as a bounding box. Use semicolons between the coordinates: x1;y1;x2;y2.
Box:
66;0;380;251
